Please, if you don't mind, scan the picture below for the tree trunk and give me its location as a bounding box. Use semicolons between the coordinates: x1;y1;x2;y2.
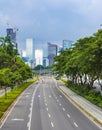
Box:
4;87;7;98
97;79;102;90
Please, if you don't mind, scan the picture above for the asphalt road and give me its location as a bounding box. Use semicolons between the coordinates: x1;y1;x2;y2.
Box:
0;77;101;130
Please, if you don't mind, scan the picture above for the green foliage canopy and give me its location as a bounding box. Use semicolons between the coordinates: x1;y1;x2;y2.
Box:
54;29;102;88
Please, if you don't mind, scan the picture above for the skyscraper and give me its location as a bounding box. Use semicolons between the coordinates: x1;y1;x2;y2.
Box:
26;38;35;67
63;40;74;50
43;57;49;67
48;43;58;66
35;49;43;66
6;28;17;48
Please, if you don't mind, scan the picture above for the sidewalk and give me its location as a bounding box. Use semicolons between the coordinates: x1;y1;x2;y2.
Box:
57;80;102;126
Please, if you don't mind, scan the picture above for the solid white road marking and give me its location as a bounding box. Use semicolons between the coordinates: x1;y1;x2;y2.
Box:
28;114;30;118
67;114;71;118
31;99;33;104
27;122;30;127
27;86;38;130
51;122;54;127
74;122;78;127
30;107;32;112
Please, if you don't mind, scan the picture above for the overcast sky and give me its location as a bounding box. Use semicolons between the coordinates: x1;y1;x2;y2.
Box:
0;0;102;49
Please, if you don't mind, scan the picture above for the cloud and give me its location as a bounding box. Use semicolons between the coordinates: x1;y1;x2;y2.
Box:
0;0;102;49
0;13;10;25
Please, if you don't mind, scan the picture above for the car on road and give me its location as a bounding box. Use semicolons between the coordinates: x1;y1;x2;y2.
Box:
56;77;60;80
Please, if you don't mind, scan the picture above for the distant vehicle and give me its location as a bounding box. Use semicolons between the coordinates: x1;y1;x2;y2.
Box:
56;77;60;80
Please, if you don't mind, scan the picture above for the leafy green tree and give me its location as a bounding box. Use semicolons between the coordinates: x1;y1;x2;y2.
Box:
54;29;102;89
34;65;44;70
0;68;11;97
9;71;22;88
0;36;33;92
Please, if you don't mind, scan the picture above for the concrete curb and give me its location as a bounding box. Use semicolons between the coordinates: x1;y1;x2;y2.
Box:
57;85;102;126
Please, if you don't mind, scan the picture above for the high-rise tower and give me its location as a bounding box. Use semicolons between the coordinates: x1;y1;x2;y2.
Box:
48;43;58;66
63;40;74;50
6;27;18;49
26;38;35;67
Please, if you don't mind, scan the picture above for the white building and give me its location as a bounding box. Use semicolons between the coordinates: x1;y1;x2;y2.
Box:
26;38;35;67
35;49;43;66
19;50;26;57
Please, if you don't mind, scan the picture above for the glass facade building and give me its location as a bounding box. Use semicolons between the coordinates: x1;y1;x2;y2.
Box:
48;43;57;66
63;40;74;50
26;38;35;61
6;28;17;48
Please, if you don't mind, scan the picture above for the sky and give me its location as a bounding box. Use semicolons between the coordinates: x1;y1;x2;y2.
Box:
0;0;102;50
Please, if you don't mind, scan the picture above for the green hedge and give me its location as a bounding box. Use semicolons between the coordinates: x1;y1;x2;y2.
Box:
62;80;102;109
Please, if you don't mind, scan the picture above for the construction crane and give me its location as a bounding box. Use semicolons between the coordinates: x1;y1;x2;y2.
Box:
6;22;19;48
7;22;18;30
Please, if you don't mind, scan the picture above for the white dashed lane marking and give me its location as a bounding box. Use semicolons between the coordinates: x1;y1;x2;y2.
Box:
46;107;48;111
51;122;54;128
62;108;65;111
74;122;78;127
57;99;59;102
48;113;51;118
60;95;62;98
26;95;29;98
49;95;51;98
45;103;47;106
38;95;40;98
67;114;71;118
11;118;24;121
59;103;62;106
